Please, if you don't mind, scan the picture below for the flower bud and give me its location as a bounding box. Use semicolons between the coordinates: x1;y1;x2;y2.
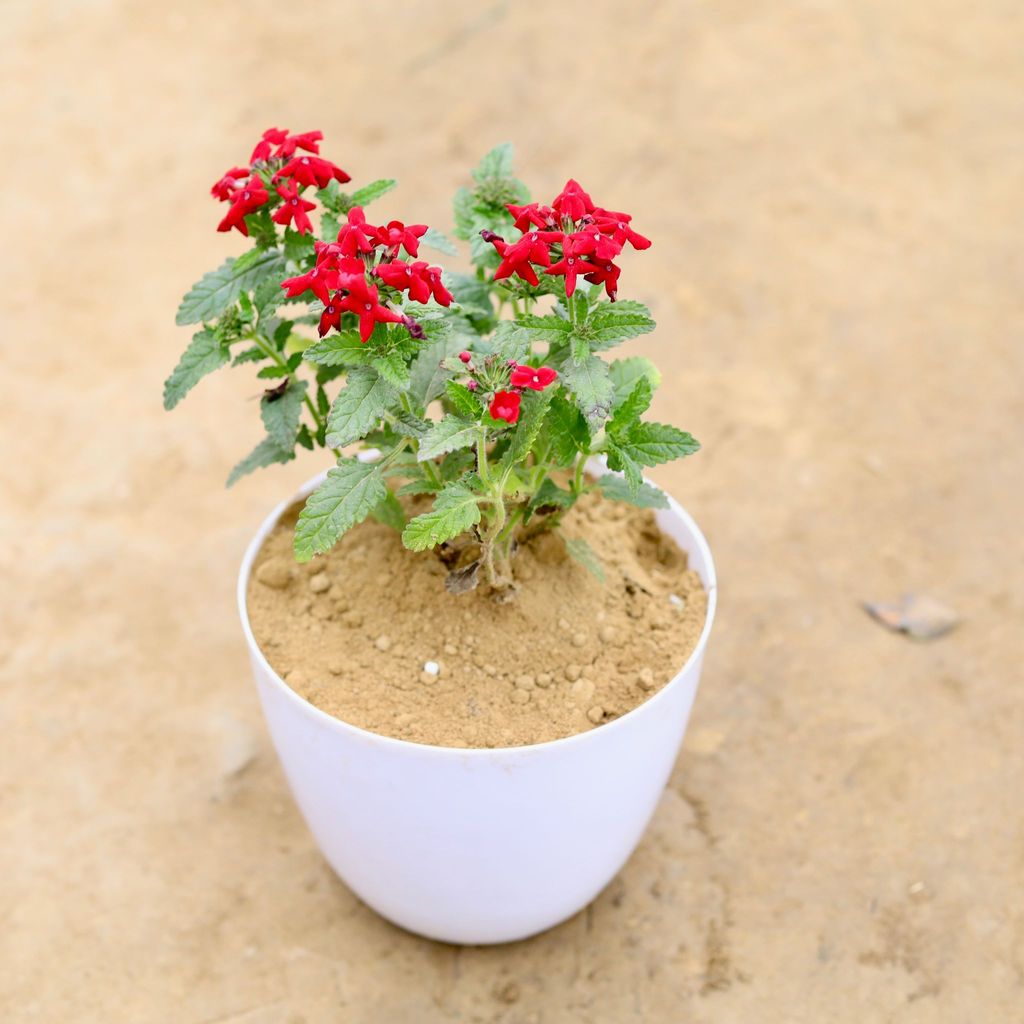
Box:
479;229;503;244
466;379;479;391
402;315;426;340
459;351;472;363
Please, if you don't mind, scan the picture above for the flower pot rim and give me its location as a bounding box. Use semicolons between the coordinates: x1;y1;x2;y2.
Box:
237;462;717;758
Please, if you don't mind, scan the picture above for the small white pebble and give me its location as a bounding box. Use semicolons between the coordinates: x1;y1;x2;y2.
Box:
669;593;685;609
564;663;581;682
587;705;605;724
375;635;392;652
309;572;331;594
572;632;587;648
599;625;617;643
423;660;440;676
637;667;655;691
536;673;553;688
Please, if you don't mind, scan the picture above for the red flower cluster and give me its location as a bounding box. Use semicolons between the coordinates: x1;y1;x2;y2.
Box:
280;206;451;342
211;127;350;237
484;179;650;300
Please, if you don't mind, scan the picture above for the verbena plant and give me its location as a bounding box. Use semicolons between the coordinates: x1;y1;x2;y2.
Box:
167;129;699;592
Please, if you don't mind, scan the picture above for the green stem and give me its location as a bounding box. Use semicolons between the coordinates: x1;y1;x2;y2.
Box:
572;453;588;494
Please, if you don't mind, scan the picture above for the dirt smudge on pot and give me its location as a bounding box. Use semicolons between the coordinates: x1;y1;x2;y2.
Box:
247;491;707;747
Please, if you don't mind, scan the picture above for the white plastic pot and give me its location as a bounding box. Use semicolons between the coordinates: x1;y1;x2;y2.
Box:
237;466;717;945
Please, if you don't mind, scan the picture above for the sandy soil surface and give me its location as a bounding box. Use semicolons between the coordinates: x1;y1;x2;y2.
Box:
3;1;1022;1021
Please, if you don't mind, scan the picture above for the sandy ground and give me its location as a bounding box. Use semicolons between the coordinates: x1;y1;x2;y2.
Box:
2;1;1022;1021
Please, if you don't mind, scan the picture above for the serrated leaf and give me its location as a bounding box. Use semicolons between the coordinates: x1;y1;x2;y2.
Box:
561;354;614;429
371;350;411;391
401;483;482;551
604;439;644;496
260;379;307;448
607;376;653;437
513;314;574;345
348;178;397;209
622;422;701;466
231;346;264;366
254;278;285;319
528;477;577;516
472;143;515;182
453;186;478;240
396;477;442;497
508;390;553;463
417;417;479;461
370;489;406;532
487;320;531;362
393;410;431;439
304;329;369;368
421;226;458;256
565;536;605;583
325;367;396;448
163;328;228;410
294;459;388;561
409;332;465;408
597;474;669;509
570;332;590;367
176;251;287;326
445;272;494;321
445;380;482;420
283;227;316;263
257;364;289;379
226;435;295;487
585;300;655;348
609;356;661;408
546;393;590;466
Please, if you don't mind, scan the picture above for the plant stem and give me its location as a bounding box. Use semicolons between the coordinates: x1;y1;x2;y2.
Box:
572;453;588;494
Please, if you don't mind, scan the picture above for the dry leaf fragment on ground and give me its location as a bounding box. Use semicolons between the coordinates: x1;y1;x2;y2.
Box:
863;593;961;640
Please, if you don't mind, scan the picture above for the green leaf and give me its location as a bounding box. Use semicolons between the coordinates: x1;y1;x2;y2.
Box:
254;278;284;319
294;459;388;561
570;333;590;367
371;350;411;391
421;227;458;256
487;320;531;362
370;489;406;532
176;251;287;326
445;272;494;321
283;228;315;263
402;483;482;551
393;410;431;439
304;329;369;368
508;390;553;463
597;474;669;509
444;380;482;420
417;417;479;461
546;394;590;466
325;367;396;448
231;346;264;366
585;300;655;348
607;376;653;437
453;187;477;239
348;178;397;209
622;422;701;466
226;435;295;487
163;328;229;410
562;354;614;429
260;379;307;448
609;357;661;408
472;143;515;183
256;364;289;379
604;439;644;496
528;477;577;517
513;314;574;346
410;332;465;408
565;537;605;583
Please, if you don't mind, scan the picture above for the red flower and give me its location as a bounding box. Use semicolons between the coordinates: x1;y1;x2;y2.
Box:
570;226;622;261
506;202;556;232
593;207;651;250
216;178;269;236
250;127;289;163
281;265;338;305
552;179;594;221
583;259;621;300
375;260;431;303
271;181;316;234
489;390;521;425
277;130;323;158
318;294;344;337
505;230;563;267
510;365;558;391
374;220;428;258
211;166;250;201
545;235;597;296
338;277;403;342
275;154;350;188
334;207;377;256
